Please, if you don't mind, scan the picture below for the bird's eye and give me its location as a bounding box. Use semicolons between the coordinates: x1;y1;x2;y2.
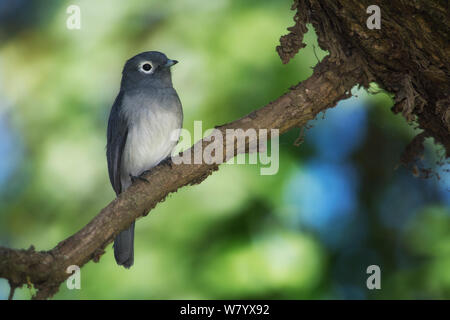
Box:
140;62;153;73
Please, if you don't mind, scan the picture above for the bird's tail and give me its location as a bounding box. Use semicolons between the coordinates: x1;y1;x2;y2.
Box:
114;221;135;268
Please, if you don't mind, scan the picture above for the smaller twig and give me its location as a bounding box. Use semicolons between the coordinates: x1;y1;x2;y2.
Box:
294;127;305;146
8;281;16;300
312;45;320;63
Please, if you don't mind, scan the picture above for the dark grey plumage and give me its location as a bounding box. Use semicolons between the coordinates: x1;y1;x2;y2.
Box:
106;51;183;268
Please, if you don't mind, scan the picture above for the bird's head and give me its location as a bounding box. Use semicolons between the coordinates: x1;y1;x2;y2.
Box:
120;51;178;90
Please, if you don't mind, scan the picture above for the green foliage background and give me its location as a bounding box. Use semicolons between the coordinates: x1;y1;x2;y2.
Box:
0;0;448;299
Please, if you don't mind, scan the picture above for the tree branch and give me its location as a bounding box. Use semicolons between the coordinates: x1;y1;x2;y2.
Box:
0;55;364;299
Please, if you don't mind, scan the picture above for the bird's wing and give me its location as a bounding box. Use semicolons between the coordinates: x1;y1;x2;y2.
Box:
106;91;128;195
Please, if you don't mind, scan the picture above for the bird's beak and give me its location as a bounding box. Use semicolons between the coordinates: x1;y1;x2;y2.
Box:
165;59;178;68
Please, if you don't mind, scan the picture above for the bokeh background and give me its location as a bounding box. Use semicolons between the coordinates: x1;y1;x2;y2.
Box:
0;0;449;300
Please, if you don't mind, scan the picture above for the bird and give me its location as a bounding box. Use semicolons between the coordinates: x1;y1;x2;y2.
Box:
106;51;183;268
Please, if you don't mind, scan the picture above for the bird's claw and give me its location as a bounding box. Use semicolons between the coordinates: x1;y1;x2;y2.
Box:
129;157;172;185
160;156;173;168
129;173;150;184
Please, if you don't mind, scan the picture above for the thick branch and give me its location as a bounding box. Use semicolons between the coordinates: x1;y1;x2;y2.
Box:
0;55;363;299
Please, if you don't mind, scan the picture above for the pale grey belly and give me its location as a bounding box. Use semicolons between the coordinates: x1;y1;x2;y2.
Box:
120;109;181;190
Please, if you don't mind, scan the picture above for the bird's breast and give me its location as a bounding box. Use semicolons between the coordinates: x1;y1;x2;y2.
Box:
120;90;182;188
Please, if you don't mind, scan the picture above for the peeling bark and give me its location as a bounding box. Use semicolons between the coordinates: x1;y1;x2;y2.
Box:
277;0;449;159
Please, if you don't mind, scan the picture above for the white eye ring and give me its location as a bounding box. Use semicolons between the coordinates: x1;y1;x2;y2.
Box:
139;61;154;74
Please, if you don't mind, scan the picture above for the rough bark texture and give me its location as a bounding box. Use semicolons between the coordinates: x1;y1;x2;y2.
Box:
1;0;448;299
277;0;449;161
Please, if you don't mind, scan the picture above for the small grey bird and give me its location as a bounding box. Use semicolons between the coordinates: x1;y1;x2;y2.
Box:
106;51;183;268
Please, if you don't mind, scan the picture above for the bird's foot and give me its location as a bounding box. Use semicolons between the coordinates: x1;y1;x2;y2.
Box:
129;173;150;184
160;156;173;169
129;157;173;185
